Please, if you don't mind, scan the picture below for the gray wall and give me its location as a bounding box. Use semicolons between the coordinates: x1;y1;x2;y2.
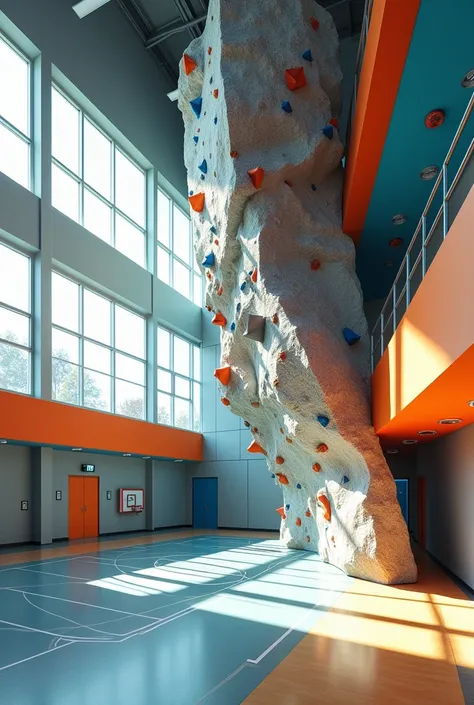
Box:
417;425;474;590
154;461;187;528
0;445;32;544
52;450;147;538
386;452;417;536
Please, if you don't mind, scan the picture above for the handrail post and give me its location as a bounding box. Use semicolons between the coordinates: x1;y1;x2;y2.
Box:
442;163;449;239
392;286;396;333
421;215;427;277
406;251;411;309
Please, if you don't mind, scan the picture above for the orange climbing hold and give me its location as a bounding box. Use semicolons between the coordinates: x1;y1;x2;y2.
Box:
213;89;219;98
279;427;284;434
251;268;258;283
248;167;265;189
207;46;212;55
276;506;286;518
318;494;331;521
275;456;285;465
251;401;260;408
286;437;292;444
217;285;223;296
316;443;328;453
205;305;212;312
284;67;306;91
221;397;230;406
276;473;289;485
296;517;302;527
310;16;319;30
214;239;219;245
183;53;197;75
214;365;231;385
305;510;311;517
211;312;227;327
252;427;258;433
272;314;279;324
329;117;339;129
273;378;279;387
311;259;321;271
247;440;267;455
230;151;239;158
189;192;205;212
312;462;321;472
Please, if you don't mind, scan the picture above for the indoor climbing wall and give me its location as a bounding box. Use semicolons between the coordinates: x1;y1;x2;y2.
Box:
178;0;417;584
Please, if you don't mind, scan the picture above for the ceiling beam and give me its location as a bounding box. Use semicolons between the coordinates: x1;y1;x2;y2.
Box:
145;16;207;50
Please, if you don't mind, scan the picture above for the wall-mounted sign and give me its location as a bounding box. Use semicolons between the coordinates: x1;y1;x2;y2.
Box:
56;491;62;501
106;491;112;500
21;501;28;511
81;464;95;473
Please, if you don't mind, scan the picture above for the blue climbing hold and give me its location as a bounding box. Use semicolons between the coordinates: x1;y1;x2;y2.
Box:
210;226;217;234
343;327;361;346
230;322;236;332
190;96;203;118
214;117;218;125
198;159;208;174
285;504;290;511
317;415;329;427
240;281;247;291
210;77;213;84
189;190;194;196
311;184;317;191
296;483;302;489
202;252;215;268
302;49;313;62
281;100;293;113
201;174;205;180
271;474;275;478
322;125;334;140
236;303;241;313
343;475;349;484
248;270;253;276
193;136;199;144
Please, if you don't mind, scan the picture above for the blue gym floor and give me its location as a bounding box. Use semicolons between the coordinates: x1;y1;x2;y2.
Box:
0;535;351;704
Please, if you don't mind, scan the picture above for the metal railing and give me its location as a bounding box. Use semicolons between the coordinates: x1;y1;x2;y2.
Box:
346;0;374;146
370;93;474;372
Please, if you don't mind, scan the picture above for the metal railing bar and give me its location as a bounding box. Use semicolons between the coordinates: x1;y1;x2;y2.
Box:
424;206;443;249
444;93;474;166
446;139;474;201
409;250;422;278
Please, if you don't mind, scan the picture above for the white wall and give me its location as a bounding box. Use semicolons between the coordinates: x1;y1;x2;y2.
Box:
153;461;187;528
417;425;474;590
0;445;32;544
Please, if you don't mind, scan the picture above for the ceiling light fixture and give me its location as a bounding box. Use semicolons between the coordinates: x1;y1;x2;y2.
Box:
461;69;474;88
143;456;151;459
72;447;83;452
389;237;404;248
392;214;406;226
417;430;437;436
438;418;462;425
123;453;131;457
385;449;398;454
402;439;418;445
72;0;112;19
420;165;439;180
0;439;7;444
167;89;179;102
174;459;184;463
425;109;445;129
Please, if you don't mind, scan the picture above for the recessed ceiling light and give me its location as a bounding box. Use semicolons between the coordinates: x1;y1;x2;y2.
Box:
0;439;7;444
385;448;398;454
174;459;184;463
438;418;462;425
389;237;404;248
417;430;437;436
467;400;474;407
72;447;83;451
461;69;474;88
420;165;439;180
123;453;131;457
402;439;418;445
142;456;151;459
424;109;445;129
392;214;406;226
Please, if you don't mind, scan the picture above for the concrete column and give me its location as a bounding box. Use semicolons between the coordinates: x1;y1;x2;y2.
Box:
146;169;158;423
31;447;54;544
145;459;155;531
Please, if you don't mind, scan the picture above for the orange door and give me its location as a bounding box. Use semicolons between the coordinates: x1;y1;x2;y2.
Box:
69;476;85;540
83;476;99;538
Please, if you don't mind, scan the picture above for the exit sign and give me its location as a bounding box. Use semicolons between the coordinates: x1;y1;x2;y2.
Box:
81;464;96;473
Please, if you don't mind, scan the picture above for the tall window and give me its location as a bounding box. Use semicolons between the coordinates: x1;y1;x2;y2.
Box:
157;189;202;305
51;86;147;268
157;326;200;431
51;272;146;419
0;34;31;189
0;242;31;394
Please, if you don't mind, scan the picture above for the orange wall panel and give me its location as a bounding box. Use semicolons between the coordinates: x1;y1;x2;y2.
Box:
372;185;474;439
0;391;203;461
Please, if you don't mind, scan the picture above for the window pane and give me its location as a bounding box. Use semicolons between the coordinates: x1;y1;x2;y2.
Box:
0;243;29;312
174;336;190;377
175;376;190;399
0;341;29;393
193;382;201;432
116;352;145;385
157;327;170;369
193;346;201;381
0;124;29;189
157;246;170;285
193;274;202;306
84;340;111;374
84;369;111;411
0;38;29;134
174;397;190;430
84;118;111;199
52;328;79;364
116;378;144;419
157;190;170;247
52;358;79;405
173;259;190;299
0;307;29;347
115;149;145;227
84;289;111;345
157;391;171;425
52;273;79;332
173;206;190;264
193;252;200;274
115;213;145;267
115;306;145;358
52;164;80;222
51;87;80;174
84;189;112;244
157;368;171;392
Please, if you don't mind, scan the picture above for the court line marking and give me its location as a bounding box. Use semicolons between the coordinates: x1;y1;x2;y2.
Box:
0;642;72;673
17;567;89;581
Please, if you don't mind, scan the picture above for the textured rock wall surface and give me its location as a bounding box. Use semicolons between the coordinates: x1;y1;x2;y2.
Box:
178;0;417;584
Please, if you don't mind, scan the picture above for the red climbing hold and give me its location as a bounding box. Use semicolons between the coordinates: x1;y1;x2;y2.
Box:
329;117;339;129
275;456;285;465
211;312;227;327
316;443;328;453
189;192;205;212
230;151;239;158
251;401;260;408
310;16;320;30
221;397;230;406
279;352;287;361
279;427;284;434
286;437;292;444
206;272;212;280
285;67;306;91
252;427;258;433
207;46;212;55
217;285;223;296
272;314;279;325
214;365;231;385
276;506;286;518
247;440;267;455
305;510;311;517
296;518;302;527
312;462;321;472
276;473;289;485
318;494;331;521
213;89;219;98
248;167;265;189
273;378;279;387
205;305;212;312
311;259;321;271
251;268;258;283
183;53;197;75
214;239;219;245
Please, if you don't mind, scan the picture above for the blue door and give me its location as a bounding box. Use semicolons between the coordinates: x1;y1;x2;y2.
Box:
395;479;409;525
193;477;218;529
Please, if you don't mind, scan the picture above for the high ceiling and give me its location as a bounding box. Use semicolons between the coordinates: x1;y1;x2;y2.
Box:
116;0;365;84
